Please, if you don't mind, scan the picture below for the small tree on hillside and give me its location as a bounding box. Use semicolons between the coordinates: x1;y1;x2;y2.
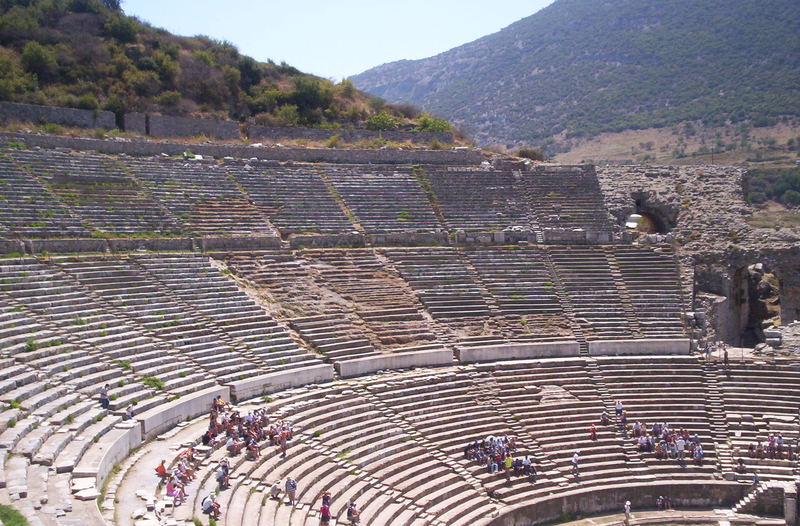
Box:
366;111;399;131
517;147;545;161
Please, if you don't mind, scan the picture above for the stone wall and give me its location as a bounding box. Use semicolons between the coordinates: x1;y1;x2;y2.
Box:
147;114;240;140
0;132;484;165
486;480;746;526
248;125;453;145
0;101;115;129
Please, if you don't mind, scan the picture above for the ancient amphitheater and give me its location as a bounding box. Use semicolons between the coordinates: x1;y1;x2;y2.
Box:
0;132;798;526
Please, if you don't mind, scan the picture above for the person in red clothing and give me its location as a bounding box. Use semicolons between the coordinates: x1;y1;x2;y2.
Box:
590;423;597;441
320;502;331;525
155;460;167;479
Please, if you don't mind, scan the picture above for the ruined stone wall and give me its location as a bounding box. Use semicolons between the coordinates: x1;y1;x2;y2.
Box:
597;164;800;348
0;101;115;129
147;114;240;140
0;132;484;165
248;125;453;145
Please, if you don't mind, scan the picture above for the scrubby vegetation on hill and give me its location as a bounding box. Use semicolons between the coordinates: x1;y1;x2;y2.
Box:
0;0;449;131
746;166;800;207
352;0;800;151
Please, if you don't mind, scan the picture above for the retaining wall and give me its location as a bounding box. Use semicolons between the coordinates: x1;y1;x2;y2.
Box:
458;341;580;363
227;364;335;402
335;348;454;378
72;422;142;488
0;133;484;165
0;101;115;129
248;125;453;145
135;386;229;440
587;338;691;356
483;480;746;526
148;114;240;140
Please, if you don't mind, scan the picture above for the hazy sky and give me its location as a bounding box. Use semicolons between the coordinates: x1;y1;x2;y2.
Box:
123;0;555;80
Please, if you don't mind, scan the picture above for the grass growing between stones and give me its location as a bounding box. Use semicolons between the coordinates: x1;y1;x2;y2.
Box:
0;505;29;526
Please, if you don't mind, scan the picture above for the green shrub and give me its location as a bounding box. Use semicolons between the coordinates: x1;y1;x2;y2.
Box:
326;133;342;148
784;189;800;207
415;113;451;132
21;42;57;81
273;104;300;126
366;111;399;131
142;376;165;390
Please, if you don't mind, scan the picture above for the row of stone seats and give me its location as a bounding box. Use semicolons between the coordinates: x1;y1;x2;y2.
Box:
428;170;527;232
290;314;378;361
549;246;634;340
1;148;623;240
10;150;181;237
0;258;170;412
127;157;274;236
465;247;560;317
385;248;491;320
327;165;441;233
223;251;344;318
613;247;686;338
221;246;685;348
164;380;495;526
0;155;88;238
490;358;636;494
132;253;321;372
596;355;720;479
720;361;800;481
301;249;439;351
525;169;616;232
227;162;354;234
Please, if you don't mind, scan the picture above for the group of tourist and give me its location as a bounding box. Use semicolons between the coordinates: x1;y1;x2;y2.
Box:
631;422;705;464
746;434;795;460
155;447;200;507
463;435;538;482
600;401;705;465
154;396;365;524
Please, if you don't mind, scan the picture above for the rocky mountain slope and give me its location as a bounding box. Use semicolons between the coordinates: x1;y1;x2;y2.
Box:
352;0;800;153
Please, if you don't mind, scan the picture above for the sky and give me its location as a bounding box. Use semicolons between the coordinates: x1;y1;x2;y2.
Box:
123;0;555;80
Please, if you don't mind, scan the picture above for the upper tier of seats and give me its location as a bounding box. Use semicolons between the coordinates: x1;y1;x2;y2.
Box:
0;148;619;240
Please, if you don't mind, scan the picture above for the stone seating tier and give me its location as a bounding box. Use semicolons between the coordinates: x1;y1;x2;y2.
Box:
0;148;620;241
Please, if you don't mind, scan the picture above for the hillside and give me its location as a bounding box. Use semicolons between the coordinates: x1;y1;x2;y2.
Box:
352;0;800;154
0;0;447;131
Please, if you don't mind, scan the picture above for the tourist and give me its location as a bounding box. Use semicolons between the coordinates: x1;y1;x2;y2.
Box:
571;450;580;476
320;501;331;525
347;501;361;525
723;347;729;368
270;480;282;501
165;476;187;505
601;410;610;426
589;423;597;441
624;500;631;526
201;493;220;520
125;401;137;421
155;459;167;479
216;460;230;489
615;400;624;416
285;477;297;505
99;384;110;409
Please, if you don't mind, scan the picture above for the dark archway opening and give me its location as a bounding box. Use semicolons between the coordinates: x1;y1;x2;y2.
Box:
732;264;782;347
633;198;671;234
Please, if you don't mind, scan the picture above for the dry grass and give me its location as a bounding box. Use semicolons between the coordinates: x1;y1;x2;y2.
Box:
746;201;800;229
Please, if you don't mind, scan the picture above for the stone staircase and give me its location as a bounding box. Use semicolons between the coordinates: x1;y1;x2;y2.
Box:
701;360;735;476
